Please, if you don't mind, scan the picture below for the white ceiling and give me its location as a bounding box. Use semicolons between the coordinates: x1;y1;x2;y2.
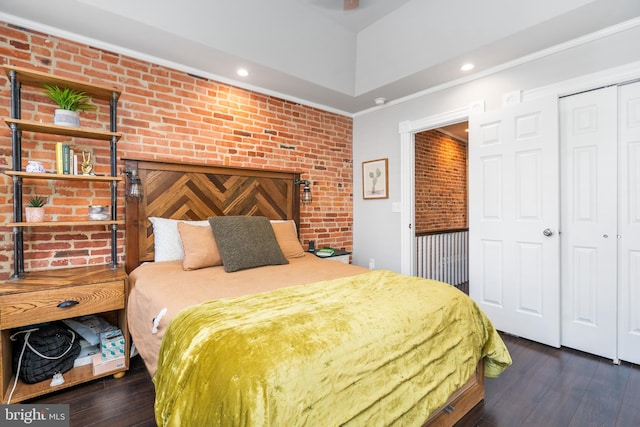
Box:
1;0;639;115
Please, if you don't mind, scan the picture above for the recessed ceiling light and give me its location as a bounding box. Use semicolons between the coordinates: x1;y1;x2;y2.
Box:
374;97;386;106
237;68;249;77
461;63;474;72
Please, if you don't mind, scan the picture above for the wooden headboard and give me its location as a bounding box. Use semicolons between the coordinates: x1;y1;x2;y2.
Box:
123;158;301;273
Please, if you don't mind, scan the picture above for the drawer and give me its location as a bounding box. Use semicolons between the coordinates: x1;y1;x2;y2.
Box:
0;281;125;329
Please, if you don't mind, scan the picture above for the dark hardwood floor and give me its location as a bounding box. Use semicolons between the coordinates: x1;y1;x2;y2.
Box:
31;356;156;427
29;333;640;427
479;334;640;427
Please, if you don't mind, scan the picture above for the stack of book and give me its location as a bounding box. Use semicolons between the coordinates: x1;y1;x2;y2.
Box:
55;142;79;175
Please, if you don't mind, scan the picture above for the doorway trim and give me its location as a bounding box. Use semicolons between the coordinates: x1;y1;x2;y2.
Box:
397;61;640;277
398;101;485;276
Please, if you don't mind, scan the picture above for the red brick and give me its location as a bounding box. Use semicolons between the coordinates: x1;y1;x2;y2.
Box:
415;130;467;233
0;21;353;279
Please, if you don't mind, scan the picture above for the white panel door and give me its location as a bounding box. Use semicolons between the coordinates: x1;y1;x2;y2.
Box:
618;81;640;365
559;87;618;360
469;96;560;347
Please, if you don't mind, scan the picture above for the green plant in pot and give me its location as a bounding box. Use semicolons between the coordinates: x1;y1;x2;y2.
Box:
43;84;96;127
25;194;46;223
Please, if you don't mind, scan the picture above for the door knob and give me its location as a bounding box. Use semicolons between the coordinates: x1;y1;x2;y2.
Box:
543;228;553;237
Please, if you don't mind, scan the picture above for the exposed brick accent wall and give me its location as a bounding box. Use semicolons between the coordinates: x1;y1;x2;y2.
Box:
414;130;467;233
0;22;353;280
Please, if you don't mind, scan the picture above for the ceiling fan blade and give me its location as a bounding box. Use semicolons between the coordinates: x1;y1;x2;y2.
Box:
344;0;359;11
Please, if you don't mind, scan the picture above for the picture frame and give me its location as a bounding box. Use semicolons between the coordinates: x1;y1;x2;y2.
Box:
362;158;389;199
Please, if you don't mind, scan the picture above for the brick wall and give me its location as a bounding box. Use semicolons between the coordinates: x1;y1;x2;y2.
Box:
0;22;353;280
414;130;467;233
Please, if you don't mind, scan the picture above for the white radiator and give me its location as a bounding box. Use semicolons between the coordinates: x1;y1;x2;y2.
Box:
416;230;468;287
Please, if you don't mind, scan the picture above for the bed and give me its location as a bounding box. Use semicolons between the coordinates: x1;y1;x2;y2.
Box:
123;158;511;427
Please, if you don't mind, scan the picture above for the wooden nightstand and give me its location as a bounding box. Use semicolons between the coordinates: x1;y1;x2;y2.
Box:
0;265;129;403
311;249;352;264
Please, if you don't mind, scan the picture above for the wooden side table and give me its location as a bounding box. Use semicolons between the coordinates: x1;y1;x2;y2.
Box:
0;265;129;403
310;249;352;264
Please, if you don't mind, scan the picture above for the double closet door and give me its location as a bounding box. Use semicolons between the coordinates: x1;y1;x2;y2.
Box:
470;80;640;364
560;81;640;364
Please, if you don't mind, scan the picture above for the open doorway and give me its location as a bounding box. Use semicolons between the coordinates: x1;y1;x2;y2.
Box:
398;101;480;278
414;121;469;293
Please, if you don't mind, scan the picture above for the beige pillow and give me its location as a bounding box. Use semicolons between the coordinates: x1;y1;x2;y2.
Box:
177;222;222;270
271;220;305;259
149;217;210;261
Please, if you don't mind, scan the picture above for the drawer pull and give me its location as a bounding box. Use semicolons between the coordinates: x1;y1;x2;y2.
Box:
57;300;80;308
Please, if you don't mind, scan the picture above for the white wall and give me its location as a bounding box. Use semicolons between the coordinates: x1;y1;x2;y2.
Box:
352;21;640;272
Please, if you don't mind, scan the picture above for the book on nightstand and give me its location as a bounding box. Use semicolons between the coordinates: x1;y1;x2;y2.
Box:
315;248;335;257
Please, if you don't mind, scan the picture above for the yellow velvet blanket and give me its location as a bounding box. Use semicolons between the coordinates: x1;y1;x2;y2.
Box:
154;270;511;426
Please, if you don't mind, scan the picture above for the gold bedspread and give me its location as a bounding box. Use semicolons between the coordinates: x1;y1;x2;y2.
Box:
153;270;511;426
128;254;370;375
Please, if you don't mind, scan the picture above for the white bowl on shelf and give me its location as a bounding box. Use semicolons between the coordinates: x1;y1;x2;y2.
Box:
88;205;110;221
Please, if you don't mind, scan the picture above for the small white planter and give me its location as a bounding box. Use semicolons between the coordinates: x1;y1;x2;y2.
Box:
54;109;80;127
25;207;45;223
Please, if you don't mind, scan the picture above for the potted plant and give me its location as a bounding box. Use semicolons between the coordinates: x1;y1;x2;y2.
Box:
25;194;46;223
43;84;96;127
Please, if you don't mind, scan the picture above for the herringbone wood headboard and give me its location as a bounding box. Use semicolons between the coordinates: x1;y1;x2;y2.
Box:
123;158;300;273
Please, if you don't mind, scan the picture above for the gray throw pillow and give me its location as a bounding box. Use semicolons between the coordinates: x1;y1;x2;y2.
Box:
208;216;289;272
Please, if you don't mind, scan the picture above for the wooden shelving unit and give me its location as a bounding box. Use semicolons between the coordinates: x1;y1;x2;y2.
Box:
0;66;130;402
2;65;122;278
6;220;125;227
4;170;122;182
4;118;121;141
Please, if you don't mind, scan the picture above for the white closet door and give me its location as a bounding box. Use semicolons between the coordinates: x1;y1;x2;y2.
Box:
469;96;560;347
618;81;640;365
560;87;618;360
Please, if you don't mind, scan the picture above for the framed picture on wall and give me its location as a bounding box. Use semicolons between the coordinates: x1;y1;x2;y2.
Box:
362;158;389;199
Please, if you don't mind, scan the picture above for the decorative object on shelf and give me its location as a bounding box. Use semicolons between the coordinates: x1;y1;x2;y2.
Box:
294;179;312;204
88;205;110;221
362;158;389;200
25;194;46;223
81;151;95;175
124;168;143;200
25;160;46;173
43;84;96;127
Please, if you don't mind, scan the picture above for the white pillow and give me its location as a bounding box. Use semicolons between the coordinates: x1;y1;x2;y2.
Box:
149;217;210;262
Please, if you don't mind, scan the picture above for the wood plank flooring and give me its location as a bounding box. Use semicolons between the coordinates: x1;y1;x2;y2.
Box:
479;334;640;427
29;333;640;426
31;356;156;427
